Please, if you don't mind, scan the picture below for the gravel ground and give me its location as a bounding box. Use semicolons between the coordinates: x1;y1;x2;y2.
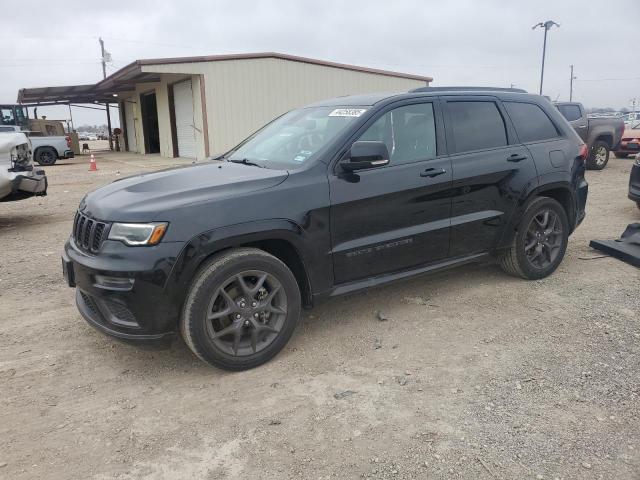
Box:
0;151;639;480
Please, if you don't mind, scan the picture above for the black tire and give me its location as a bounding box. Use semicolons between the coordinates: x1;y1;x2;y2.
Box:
180;248;301;371
637;202;640;210
35;147;58;166
499;197;569;280
614;152;629;159
586;141;609;170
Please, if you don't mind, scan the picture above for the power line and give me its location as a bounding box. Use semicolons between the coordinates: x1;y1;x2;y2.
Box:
576;76;640;82
0;61;101;68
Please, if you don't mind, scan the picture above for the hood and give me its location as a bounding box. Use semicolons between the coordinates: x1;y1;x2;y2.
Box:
0;132;30;152
82;161;288;222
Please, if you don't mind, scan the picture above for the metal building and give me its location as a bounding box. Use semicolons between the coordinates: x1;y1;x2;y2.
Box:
18;52;432;160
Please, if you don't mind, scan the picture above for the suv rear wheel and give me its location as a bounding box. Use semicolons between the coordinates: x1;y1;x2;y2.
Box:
586;141;610;170
499;197;569;280
180;248;301;371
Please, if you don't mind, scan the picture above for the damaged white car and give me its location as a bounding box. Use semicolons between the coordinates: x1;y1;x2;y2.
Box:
0;132;47;202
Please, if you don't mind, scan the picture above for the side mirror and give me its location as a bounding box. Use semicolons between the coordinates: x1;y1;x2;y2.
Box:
342;141;390;172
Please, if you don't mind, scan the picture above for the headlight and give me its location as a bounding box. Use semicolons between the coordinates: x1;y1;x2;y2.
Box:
108;222;168;246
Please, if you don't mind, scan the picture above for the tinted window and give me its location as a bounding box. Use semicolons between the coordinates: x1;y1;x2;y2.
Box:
448;101;507;153
556;104;582;122
505;102;560;143
358;103;436;165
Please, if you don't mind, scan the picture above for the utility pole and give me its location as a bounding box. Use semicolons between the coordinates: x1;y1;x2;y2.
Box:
99;37;113;151
569;65;577;101
532;20;560;95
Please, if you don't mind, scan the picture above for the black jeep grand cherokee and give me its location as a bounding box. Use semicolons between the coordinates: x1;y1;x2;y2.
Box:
62;87;588;370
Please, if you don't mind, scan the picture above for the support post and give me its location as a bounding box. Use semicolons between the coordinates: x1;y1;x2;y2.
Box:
569;65;576;101
99;37;113;151
539;27;548;95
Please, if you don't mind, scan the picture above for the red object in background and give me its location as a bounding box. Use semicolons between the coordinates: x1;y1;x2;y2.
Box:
579;144;588;161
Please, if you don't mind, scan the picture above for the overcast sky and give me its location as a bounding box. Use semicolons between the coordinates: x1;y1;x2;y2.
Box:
2;0;639;127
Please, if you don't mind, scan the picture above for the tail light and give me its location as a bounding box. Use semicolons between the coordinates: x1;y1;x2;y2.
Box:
578;144;588;161
65;135;71;148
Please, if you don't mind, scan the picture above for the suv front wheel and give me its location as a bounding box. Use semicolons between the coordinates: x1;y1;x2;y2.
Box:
181;248;301;371
499;197;569;280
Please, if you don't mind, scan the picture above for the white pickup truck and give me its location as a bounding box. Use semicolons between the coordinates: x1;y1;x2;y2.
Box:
0;125;74;165
0;131;47;202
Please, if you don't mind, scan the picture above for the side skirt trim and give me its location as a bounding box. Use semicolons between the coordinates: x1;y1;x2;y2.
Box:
327;252;490;297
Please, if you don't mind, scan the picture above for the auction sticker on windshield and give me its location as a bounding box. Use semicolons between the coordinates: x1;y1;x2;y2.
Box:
328;108;367;117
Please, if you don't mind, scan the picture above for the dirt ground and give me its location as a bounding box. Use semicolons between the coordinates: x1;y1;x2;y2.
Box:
1;151;639;480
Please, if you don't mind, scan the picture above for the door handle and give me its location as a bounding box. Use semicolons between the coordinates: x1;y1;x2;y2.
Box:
420;167;447;178
507;154;527;162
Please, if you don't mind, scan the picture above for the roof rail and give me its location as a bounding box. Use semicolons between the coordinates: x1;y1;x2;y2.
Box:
410;86;528;94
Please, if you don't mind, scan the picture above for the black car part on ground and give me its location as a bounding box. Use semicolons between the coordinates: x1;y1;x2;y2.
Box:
590;223;640;268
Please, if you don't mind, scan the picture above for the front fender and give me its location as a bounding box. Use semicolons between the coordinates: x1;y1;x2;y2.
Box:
163;218;330;312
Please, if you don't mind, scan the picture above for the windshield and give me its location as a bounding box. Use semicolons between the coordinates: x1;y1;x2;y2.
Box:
226;106;368;169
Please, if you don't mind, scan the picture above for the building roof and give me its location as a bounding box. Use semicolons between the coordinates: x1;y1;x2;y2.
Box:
102;52;433;85
16;84;117;105
17;52;432;105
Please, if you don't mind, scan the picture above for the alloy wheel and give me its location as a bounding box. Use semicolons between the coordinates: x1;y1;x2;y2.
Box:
594;146;607;167
524;209;563;269
39;150;55;165
205;270;287;356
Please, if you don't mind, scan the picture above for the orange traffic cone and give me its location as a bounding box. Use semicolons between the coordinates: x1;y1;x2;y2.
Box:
89;154;97;171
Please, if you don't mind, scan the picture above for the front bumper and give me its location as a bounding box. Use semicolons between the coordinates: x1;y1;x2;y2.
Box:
616;141;640;155
629;163;640;203
63;238;185;341
0;168;47;202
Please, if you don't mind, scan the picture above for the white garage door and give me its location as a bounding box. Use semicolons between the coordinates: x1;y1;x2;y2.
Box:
124;101;137;152
173;80;196;158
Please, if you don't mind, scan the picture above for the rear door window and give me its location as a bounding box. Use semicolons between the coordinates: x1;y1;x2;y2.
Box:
447;101;507;153
505;102;560;143
556;104;582;122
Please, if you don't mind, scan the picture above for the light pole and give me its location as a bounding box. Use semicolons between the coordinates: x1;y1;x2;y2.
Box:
569;65;577;101
532;20;560;95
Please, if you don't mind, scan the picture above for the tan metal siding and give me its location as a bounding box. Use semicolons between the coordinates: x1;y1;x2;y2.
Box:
143;58;426;154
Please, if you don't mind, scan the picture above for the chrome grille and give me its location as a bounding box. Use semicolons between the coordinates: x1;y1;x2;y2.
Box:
73;211;108;253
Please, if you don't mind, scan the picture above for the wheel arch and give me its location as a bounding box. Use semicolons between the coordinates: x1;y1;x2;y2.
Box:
498;182;577;249
166;220;316;312
593;134;613;149
534;185;575;229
